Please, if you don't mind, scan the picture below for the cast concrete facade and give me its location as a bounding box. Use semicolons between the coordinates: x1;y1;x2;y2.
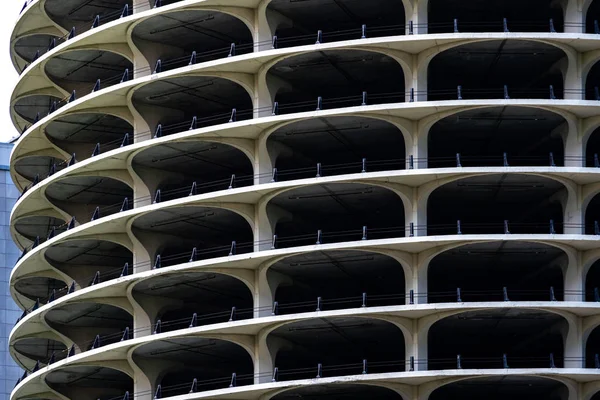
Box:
10;0;600;399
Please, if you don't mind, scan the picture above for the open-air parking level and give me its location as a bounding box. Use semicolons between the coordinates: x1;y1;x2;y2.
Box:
13;1;600;400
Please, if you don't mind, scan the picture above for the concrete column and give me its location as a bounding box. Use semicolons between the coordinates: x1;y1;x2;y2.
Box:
406;0;428;34
564;250;584;301
255;334;288;384
407;187;428;237
254;200;292;251
254;134;282;185
406;319;429;371
563;316;584;367
406;254;429;304
133;0;152;13
563;53;584;100
254;266;291;317
404;54;428;102
255;3;293;51
559;119;584;167
564;0;586;33
560;184;584;234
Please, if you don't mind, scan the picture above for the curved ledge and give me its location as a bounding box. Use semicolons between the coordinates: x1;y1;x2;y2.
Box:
10;231;600;352
11;160;600;282
11;29;600;183
11;97;600;245
11;302;600;399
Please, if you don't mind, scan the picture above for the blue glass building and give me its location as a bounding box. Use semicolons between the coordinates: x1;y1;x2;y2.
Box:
0;142;22;399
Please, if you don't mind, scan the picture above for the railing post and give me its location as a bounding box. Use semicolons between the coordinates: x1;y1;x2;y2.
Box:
316;296;322;311
229;174;236;189
154;123;162;138
228;43;236;57
503;85;510;100
408;21;414;34
362;226;367;240
272;301;279;315
457;287;462;302
229;241;237;256
153;59;162;74
120;68;129;83
316;162;322;177
409;222;415;237
549;219;556;234
153;319;161;334
409;289;414;305
120;197;129;212
121;262;129;277
503;152;509;166
229;373;237;387
316;363;322;378
361;91;367;106
272;35;278;49
153;254;161;270
121;327;130;341
189;51;197;65
550;286;557;301
549;353;556;368
409;155;414;169
549;85;556;99
271;234;277;249
410;88;415;102
153;189;161;204
316;229;322;244
91;271;100;286
229;306;236;321
91;334;100;349
549;152;555;167
503;18;509;32
229;108;237;122
409;356;415;371
361;24;367;39
504;220;510;234
549;18;556;33
362;292;367;307
316;96;323;110
457;85;463;100
457;220;462;235
503;353;509;368
316;30;323;44
457;354;462;369
272;101;279;115
503;287;509;301
121;133;130;148
362;359;368;374
361;158;367;173
271;368;279;382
